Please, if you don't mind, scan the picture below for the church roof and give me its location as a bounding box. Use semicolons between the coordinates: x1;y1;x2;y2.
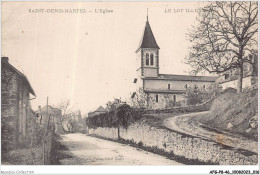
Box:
136;19;160;52
143;74;218;82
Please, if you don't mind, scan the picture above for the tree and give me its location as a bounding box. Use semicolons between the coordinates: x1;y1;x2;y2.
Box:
55;99;73;133
67;116;77;133
106;98;125;111
184;83;223;106
201;83;223;102
184;85;204;106
130;88;155;109
186;2;258;93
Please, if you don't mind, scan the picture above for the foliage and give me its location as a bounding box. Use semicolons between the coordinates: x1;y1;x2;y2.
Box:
184;85;204;105
130;88;155;109
1;117;14;152
164;94;183;108
86;104;144;129
201;83;223;102
200;89;258;140
186;2;258;92
55;99;84;133
27;119;45;147
3;147;43;165
106;98;125;111
55;99;71;132
184;83;222;106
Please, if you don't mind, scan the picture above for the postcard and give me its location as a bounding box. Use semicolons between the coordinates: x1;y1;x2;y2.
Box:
1;1;259;174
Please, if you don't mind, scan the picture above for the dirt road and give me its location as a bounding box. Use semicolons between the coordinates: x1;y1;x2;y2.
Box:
163;111;257;153
58;133;183;165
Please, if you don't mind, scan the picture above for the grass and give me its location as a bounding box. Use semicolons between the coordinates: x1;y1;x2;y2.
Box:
50;133;73;165
199;89;258;141
2;146;43;165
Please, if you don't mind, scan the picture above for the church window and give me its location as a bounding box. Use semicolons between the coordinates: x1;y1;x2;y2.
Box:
155;95;158;103
224;74;229;80
131;92;136;99
173;95;176;102
150;53;154;66
168;84;170;89
146;53;149;65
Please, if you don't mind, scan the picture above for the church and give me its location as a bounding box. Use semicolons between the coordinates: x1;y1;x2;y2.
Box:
132;16;218;109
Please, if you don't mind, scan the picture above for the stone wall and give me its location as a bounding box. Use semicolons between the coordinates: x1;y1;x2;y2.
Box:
90;127;118;140
1;63;19;150
1;61;33;150
89;123;257;165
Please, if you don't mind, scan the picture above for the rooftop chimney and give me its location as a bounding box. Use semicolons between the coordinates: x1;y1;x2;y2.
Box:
2;57;9;63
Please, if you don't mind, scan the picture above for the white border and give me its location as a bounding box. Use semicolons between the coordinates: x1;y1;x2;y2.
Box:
1;0;259;174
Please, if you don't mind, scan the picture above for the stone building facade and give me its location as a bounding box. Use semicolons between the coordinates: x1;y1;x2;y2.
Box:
36;105;64;134
216;56;258;91
132;17;217;109
1;57;36;150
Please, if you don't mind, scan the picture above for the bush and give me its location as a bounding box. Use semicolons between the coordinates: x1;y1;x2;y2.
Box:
184;83;222;105
1;117;14;152
86;105;144;129
184;86;204;105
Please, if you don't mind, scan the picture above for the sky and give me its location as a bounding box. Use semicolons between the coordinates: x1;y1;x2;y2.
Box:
2;1;204;115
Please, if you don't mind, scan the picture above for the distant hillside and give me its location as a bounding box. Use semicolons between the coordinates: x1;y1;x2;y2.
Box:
200;89;258;141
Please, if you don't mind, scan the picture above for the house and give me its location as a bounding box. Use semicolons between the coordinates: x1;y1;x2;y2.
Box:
132;16;218;109
216;54;258;90
36;105;64;134
1;57;36;149
88;106;107;118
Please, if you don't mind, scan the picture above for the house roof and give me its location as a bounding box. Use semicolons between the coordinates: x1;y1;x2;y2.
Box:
36;105;62;116
88;106;107;118
142;74;218;82
95;106;106;112
136;19;160;52
2;57;36;96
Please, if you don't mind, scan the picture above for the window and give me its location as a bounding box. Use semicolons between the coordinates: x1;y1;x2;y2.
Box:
173;95;176;102
131;92;136;99
156;95;158;103
168;84;170;89
133;78;137;83
203;85;206;89
150;53;154;66
146;53;149;65
184;84;188;89
224;74;229;80
146;53;149;59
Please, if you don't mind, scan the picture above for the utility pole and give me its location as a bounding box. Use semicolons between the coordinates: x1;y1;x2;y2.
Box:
43;96;49;165
47;97;50;130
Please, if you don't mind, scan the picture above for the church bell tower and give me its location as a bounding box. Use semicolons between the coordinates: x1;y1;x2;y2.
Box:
136;13;160;78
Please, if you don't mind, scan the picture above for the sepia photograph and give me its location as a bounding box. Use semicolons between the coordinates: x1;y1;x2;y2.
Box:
1;1;259;174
